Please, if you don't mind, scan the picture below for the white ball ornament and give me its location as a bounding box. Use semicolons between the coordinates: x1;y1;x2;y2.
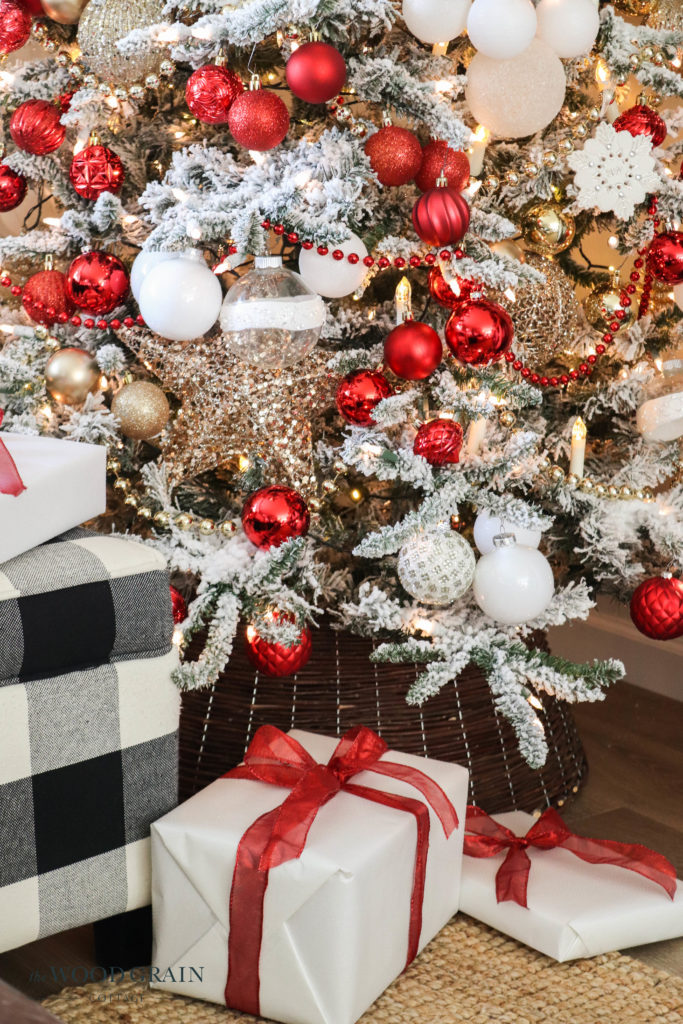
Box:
473;509;542;555
138;252;222;342
402;0;471;44
130;248;205;302
397;530;475;606
298;232;368;299
473;536;555;625
535;0;600;59
466;0;537;60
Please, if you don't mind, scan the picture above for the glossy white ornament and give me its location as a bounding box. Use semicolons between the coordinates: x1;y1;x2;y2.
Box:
473;509;542;555
473;537;555;625
535;0;600;58
130;248;205;302
397;530;475;606
402;0;471;44
138;252;222;342
467;0;537;59
298;232;368;298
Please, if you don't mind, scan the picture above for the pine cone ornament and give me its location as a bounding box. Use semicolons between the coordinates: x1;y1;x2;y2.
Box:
630;575;683;641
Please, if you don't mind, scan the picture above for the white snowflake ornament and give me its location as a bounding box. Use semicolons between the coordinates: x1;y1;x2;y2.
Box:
567;121;660;220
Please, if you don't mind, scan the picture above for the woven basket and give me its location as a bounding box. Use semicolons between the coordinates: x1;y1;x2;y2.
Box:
179;621;587;812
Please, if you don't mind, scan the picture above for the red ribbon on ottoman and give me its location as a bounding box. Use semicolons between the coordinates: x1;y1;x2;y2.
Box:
222;725;459;1015
0;411;26;496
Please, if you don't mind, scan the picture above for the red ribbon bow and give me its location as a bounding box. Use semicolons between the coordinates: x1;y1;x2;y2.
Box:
464;805;677;908
223;725;459;1015
0;412;26;497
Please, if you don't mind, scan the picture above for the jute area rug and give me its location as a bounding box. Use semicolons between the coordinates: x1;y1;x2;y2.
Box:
42;916;683;1024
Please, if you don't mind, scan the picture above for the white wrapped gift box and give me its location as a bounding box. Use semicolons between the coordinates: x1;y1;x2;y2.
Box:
151;728;468;1024
0;433;106;562
459;810;683;962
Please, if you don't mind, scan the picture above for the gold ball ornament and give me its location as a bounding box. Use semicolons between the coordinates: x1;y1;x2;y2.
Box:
45;348;100;405
490;239;526;263
77;0;168;87
41;0;90;24
521;202;575;258
584;282;636;333
111;380;170;440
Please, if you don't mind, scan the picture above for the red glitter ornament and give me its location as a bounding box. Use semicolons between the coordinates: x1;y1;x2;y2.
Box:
336;369;393;425
648;231;683;285
412;185;469;247
227;89;290;151
9;99;65;155
286;41;346;104
58;89;75;114
630;574;683;641
245;621;312;677
364;126;422;187
0;0;31;54
242;485;310;550
0;164;27;212
613;104;667;149
169;584;188;625
415;140;471;193
22;269;74;326
413;418;463;466
444;299;514;366
384;320;442;380
185;63;243;124
70;144;125;200
428;267;476;309
66;251;129;314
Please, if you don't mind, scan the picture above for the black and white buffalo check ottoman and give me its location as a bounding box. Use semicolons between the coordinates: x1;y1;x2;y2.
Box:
0;529;180;954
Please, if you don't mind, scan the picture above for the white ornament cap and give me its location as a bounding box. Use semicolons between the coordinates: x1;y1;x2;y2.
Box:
254;255;283;269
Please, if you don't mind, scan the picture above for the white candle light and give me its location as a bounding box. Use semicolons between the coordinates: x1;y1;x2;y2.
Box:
467;416;488;455
394;275;412;324
467;125;490;177
570;416;587;478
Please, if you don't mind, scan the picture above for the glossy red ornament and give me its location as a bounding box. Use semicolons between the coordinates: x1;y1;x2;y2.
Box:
227;89;290;151
66;251;129;313
384;320;442;380
0;0;31;54
613;104;667;148
444;299;514;366
9;99;65;155
428;267;477;309
648;231;683;285
245;621;312;677
630;575;683;641
364;126;422;187
413;418;463;465
70;144;125;200
286;41;346;104
0;164;27;212
242;485;310;550
415;140;471;193
335;369;393;425
22;269;74;326
20;0;42;13
412;185;469;247
185;63;243;124
169;584;188;625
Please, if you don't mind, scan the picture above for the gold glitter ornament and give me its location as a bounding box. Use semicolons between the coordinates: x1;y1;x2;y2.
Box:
584;277;636;333
45;347;100;405
521;202;575;257
77;0;167;87
648;0;683;30
111;380;170;440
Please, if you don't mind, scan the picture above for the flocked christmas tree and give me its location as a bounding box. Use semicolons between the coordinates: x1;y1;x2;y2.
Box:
0;0;681;768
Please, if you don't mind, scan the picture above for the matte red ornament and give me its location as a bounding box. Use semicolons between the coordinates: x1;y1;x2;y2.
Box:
242;485;310;550
444;299;514;366
185;63;243;124
9;99;65;155
384;320;442;380
336;368;393;425
648;231;683;285
22;269;74;326
169;584;188;625
286;41;346;104
412;185;470;247
70;144;125;200
613;104;667;148
364;126;422;187
415;140;471;193
0;0;31;54
428;267;476;309
66;251;129;313
0;164;27;212
413;418;463;465
630;575;683;641
245;622;312;677
227;89;290;151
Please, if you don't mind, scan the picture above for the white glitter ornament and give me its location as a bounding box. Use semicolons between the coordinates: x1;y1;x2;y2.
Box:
473;509;541;555
397;529;475;606
567;122;661;221
467;0;537;59
473;535;555;625
298;232;368;298
402;0;471;44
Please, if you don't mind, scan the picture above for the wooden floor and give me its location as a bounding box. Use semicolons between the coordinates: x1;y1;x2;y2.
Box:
0;681;681;1007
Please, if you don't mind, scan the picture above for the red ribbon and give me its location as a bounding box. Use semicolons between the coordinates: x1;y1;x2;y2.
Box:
464;805;677;908
223;725;459;1015
0;412;25;497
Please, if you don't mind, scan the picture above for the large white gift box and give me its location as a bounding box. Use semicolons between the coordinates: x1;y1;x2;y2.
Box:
151;727;468;1024
0;433;106;562
459;809;683;962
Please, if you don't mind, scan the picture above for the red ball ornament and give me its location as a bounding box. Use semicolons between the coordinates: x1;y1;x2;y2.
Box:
413;418;463;465
9;99;65;155
0;164;27;212
336;369;393;425
286;41;346;104
444;299;514;366
364;126;422;187
648;231;683;285
22;269;74;326
20;0;42;13
169;585;188;625
245;621;312;677
185;64;243;124
0;0;31;54
242;485;310;550
613;104;667;149
66;251;129;314
630;574;683;641
428;267;476;309
415;140;471;193
70;144;125;201
412;185;470;247
227;89;290;151
384;320;442;380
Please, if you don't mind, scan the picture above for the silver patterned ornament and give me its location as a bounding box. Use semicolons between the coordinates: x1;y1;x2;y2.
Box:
77;0;168;87
397;529;475;606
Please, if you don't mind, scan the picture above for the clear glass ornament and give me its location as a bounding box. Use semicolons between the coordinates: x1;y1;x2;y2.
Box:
220;255;326;369
636;359;683;443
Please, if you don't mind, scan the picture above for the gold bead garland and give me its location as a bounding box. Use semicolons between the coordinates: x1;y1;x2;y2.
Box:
536;456;655;502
